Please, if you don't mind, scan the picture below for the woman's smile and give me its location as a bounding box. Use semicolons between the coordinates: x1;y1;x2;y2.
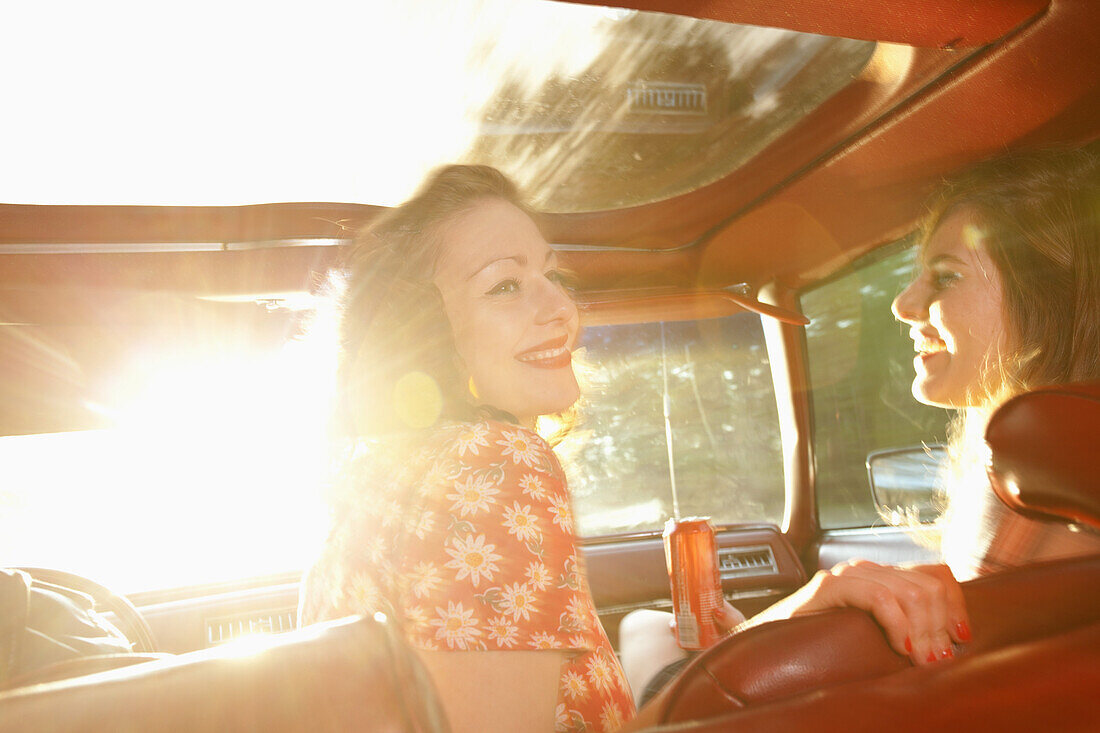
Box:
892;207;1006;408
910;329;948;364
433;197;581;424
516;336;573;369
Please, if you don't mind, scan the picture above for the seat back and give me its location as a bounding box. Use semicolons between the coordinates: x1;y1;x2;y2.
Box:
0;614;450;733
633;553;1100;726
641;621;1100;733
634;380;1100;727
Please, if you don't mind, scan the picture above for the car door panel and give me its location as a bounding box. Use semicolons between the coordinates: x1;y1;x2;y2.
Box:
583;525;806;647
810;526;941;573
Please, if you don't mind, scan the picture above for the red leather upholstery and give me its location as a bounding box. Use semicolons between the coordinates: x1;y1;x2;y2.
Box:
0;615;449;733
635;554;1100;726
986;381;1100;531
645;621;1100;733
635;381;1100;729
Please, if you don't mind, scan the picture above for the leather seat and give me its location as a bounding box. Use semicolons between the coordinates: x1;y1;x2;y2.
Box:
641;621;1100;733
0;614;450;733
633;380;1100;729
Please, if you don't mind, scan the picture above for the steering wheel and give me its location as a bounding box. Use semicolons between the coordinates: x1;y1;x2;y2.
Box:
16;567;158;653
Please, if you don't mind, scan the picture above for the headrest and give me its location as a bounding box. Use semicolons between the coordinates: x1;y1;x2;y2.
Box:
985;381;1100;531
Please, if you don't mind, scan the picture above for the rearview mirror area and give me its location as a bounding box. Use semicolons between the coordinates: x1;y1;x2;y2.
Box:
866;445;948;525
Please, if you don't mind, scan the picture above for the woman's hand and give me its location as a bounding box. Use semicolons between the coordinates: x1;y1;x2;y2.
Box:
713;601;745;635
749;560;971;666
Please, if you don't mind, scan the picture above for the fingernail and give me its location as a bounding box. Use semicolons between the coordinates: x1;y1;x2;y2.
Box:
904;636;912;653
926;651;936;663
940;648;953;659
956;621;971;642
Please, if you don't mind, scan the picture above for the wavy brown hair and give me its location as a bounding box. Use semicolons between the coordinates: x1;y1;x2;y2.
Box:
918;143;1100;573
335;164;534;436
922;143;1100;401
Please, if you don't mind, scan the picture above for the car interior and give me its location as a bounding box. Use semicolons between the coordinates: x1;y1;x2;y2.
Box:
0;0;1097;730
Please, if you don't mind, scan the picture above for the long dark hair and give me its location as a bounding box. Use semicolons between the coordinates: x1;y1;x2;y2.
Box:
335;164;534;436
919;144;1100;574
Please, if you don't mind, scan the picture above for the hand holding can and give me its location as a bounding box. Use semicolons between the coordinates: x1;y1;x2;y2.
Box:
664;517;724;650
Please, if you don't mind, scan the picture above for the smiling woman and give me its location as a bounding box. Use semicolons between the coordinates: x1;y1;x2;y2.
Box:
299;166;635;732
893;145;1100;578
433;198;581;425
892;208;1007;408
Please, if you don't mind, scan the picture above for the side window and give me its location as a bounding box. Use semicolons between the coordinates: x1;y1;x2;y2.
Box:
801;242;950;529
561;314;785;537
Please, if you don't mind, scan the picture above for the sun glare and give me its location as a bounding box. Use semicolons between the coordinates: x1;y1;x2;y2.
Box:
0;0;619;207
0;332;337;594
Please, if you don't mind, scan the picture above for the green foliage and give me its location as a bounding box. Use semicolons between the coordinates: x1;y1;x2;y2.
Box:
562;316;784;537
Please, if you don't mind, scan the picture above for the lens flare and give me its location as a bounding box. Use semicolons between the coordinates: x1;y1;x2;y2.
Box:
394;371;443;429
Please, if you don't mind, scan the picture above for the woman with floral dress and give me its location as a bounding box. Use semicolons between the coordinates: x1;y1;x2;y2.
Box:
299;165;635;732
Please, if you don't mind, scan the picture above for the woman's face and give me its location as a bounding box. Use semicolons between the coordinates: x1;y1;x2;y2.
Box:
891;207;1007;408
433;197;580;426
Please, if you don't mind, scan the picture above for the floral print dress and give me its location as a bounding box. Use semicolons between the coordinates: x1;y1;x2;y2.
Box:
300;420;636;732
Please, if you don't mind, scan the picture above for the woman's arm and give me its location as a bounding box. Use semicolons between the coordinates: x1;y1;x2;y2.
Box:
415;649;567;733
730;560;970;665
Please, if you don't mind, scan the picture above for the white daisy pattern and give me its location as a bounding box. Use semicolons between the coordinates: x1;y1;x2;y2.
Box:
411;509;435;540
300;420;635;733
547;494;574;534
380;498;403;527
420;458;457;495
500;581;538;621
429;600;483;650
564;594;592;633
409;561;443;599
567;633;589;650
446;472;501;517
487;615;519;648
497;429;542;467
586;651;615;694
519;472;547;500
453;423;491;456
529;630;561;649
347;572;382;610
526;561;553;591
600;701;626;733
444;534;502;587
405;604;430;633
361;535;388;565
503;501;541;543
561;670;588;701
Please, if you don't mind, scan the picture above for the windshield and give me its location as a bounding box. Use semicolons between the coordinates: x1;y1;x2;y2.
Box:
1;1;872;211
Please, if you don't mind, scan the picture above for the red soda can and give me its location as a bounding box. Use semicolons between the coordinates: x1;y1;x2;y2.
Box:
664;517;724;650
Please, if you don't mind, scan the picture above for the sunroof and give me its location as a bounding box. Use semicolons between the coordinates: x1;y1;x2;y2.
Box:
0;1;873;211
465;10;875;212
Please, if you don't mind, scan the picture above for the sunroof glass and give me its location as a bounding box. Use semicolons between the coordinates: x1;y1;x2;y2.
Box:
0;1;873;210
462;7;876;212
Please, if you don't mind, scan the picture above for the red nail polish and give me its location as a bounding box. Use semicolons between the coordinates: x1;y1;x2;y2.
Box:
926;651;936;663
904;636;912;653
956;621;972;642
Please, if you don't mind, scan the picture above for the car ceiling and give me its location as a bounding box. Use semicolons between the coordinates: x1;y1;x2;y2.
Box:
0;0;1098;435
1;0;1096;292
